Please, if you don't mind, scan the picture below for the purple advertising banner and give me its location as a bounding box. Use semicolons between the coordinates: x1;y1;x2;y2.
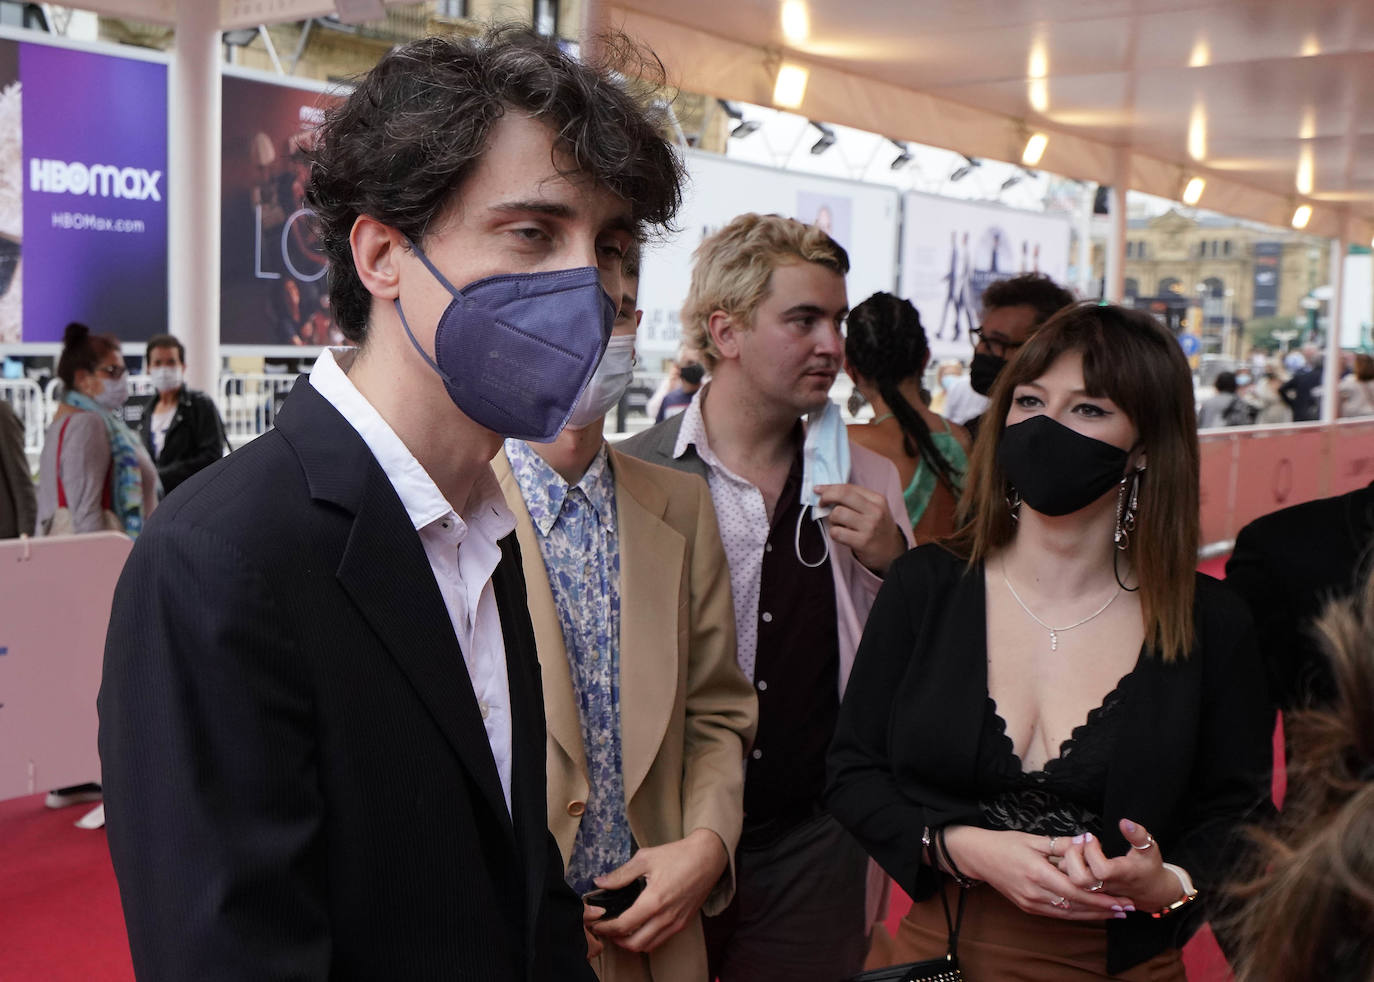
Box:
20;43;167;342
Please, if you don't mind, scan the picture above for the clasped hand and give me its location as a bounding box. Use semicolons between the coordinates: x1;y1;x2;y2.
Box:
943;818;1183;921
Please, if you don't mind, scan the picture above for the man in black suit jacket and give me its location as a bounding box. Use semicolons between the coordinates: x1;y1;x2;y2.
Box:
98;28;683;980
1226;480;1374;715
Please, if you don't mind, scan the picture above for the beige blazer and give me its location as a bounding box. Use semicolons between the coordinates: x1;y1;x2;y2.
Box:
495;446;757;982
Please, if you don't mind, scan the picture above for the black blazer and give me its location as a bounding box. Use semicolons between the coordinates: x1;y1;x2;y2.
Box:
827;545;1273;975
135;386;227;494
99;379;594;981
1226;480;1374;712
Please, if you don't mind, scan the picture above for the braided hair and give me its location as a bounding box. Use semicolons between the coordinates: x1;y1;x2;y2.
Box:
846;292;962;492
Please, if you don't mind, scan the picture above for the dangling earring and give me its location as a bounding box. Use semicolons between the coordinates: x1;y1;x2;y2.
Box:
1113;478;1131;551
1114;468;1141;550
1006;486;1022;522
1113;467;1144;592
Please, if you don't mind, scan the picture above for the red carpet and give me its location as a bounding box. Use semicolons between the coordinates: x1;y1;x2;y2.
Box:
2;555;1256;980
0;793;133;981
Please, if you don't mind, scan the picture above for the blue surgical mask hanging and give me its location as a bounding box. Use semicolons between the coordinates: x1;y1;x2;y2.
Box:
394;236;617;443
795;399;850;568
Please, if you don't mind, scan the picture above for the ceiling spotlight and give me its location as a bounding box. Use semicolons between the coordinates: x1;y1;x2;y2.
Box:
1291;204;1312;229
781;0;810;44
773;63;809;109
730;119;762;139
223;28;259;46
809;120;837;155
1021;132;1048;166
1182;176;1205;205
889;139;912;170
949;155;980;182
717;99;745;121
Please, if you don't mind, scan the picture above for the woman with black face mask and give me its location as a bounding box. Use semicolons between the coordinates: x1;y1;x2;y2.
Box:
827;303;1273;980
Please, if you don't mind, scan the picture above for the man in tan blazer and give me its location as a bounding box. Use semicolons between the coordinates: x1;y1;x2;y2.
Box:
496;249;756;982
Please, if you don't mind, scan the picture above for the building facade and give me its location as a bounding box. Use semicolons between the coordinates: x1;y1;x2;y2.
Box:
1121;209;1328;355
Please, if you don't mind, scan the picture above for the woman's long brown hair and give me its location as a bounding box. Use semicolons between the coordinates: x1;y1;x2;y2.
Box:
1229;572;1374;980
951;302;1199;662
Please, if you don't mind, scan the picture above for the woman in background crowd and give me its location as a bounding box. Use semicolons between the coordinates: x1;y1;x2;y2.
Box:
138;333;227;496
1230;570;1374;980
845;291;970;542
1338;352;1374;418
36;322;157;536
927;360;965;417
829;303;1273;979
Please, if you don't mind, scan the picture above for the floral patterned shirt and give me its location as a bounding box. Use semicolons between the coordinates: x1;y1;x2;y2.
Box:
506;440;632;895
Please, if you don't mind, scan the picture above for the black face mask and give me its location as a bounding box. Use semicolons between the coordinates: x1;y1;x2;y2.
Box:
997;415;1129;517
679;363;705;385
969;351;1006;396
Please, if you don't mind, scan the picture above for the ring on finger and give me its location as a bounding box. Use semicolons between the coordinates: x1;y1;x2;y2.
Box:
1131;835;1155;852
1047;836;1059;857
1051;896;1071;911
1088;879;1104;893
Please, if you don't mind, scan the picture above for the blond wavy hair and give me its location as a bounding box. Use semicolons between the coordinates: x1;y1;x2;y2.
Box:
680;213;848;369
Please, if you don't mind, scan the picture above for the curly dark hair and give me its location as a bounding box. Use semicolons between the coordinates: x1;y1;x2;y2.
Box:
979;272;1076;327
306;26;685;342
846;292;962;493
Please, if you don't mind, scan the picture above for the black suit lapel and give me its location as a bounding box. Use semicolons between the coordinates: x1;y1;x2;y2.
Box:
335;465;517;844
277;380;516;844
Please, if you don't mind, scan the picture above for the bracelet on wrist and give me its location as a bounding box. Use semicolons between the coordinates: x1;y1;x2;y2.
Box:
934;826;978;889
1150;863;1198;919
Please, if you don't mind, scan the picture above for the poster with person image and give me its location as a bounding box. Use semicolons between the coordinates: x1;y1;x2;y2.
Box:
635;151;899;373
899;191;1071;363
796;191;853;252
220;70;343;347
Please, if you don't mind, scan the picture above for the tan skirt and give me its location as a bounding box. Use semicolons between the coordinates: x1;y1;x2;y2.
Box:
866;882;1185;982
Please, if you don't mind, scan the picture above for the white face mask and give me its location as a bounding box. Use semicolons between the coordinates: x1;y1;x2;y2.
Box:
94;375;129;412
795;399;851;567
149;366;183;394
565;334;636;429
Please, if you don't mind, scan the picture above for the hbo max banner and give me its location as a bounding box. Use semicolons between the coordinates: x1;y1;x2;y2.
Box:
15;41;168;343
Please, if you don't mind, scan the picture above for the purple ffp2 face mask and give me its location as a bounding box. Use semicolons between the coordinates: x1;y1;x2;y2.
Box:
395;237;617;442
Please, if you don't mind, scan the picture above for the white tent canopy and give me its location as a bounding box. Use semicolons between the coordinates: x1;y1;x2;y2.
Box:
604;0;1374;246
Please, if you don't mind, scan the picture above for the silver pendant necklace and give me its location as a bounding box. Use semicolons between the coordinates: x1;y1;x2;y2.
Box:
1001;565;1122;652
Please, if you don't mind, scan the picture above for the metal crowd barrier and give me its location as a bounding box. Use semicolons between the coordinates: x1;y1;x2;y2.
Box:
0;378;47;464
5;372;304;464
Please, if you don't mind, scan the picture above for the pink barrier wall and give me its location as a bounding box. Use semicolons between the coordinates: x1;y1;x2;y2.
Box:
0;532;131;801
1199;420;1374;548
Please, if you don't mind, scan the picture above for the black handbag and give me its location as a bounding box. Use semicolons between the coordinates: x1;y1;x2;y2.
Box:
843;886;966;982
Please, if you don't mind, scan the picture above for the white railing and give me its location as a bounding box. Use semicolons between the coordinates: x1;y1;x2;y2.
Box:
0;378;47;463
17;372;304;459
217;373;301;449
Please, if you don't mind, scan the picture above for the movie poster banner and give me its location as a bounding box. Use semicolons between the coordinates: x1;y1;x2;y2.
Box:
220;72;343;347
13;41;167;343
899;192;1072;364
636;150;900;372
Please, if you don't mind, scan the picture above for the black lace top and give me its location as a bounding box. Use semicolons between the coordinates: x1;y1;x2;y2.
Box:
977;674;1134;838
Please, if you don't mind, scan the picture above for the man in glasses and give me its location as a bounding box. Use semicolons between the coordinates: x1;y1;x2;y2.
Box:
959;273;1077;440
